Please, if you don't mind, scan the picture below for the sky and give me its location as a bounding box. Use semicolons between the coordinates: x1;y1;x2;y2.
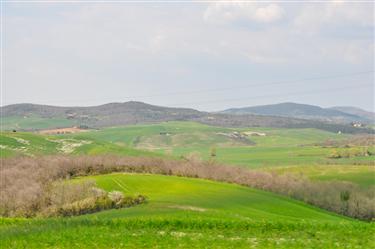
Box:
2;1;374;112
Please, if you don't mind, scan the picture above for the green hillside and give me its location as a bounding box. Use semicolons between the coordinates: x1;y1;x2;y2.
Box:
71;121;374;168
271;165;375;188
0;131;159;158
2;121;373;187
72;121;348;147
69;122;374;187
2;174;373;248
86;174;346;221
2;116;77;131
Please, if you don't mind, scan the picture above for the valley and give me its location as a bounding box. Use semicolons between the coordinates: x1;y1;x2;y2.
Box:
1;104;374;249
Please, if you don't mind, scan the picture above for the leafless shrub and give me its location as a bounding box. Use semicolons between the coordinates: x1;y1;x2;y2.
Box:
108;191;124;204
1;155;374;220
319;135;375;148
327;148;373;159
47;180;97;208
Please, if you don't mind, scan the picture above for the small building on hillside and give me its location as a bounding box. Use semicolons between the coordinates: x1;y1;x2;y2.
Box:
351;122;364;128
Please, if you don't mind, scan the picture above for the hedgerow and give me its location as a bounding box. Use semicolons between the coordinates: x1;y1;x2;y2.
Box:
1;155;374;220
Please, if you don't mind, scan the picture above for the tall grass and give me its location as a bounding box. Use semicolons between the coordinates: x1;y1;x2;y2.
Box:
1;155;374;220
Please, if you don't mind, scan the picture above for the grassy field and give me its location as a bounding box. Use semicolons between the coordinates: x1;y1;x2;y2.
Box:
71;121;349;148
1;122;374;248
269;165;375;188
0;131;159;158
2;116;77;131
68;122;374;186
3;121;370;167
1;174;374;248
1;121;374;187
70;121;374;168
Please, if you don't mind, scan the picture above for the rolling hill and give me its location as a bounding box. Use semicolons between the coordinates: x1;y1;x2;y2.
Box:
1;102;373;134
330;106;375;121
0;131;159;158
2;121;373;187
222;102;373;124
2;173;374;248
1;102;203;129
1;122;374;248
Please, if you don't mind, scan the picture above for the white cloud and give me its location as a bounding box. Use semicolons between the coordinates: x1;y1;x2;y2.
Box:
4;2;374;109
253;4;285;23
203;2;285;25
319;41;374;64
293;2;374;35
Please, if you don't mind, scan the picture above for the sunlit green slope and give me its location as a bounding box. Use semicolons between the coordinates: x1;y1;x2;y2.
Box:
2;174;373;249
71;121;375;168
0;131;158;158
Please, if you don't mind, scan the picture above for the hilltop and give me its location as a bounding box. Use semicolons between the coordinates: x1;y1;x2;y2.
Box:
1;102;373;134
222;102;373;124
1;101;202;126
329;106;375;121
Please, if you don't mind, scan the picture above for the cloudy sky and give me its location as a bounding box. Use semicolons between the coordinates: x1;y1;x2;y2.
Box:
2;1;374;111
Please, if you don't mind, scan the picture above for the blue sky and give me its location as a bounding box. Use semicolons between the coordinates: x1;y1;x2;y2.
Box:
2;1;374;111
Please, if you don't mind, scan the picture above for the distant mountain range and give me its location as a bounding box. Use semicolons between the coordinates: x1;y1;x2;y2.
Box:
1;101;373;134
222;102;374;124
329;106;375;121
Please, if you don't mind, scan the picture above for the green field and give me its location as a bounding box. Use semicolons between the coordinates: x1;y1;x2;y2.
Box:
71;121;349;148
67;122;374;186
1;121;374;187
1;121;374;248
1;174;374;248
0;131;159;158
2;116;77;131
70;121;374;168
270;165;375;188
